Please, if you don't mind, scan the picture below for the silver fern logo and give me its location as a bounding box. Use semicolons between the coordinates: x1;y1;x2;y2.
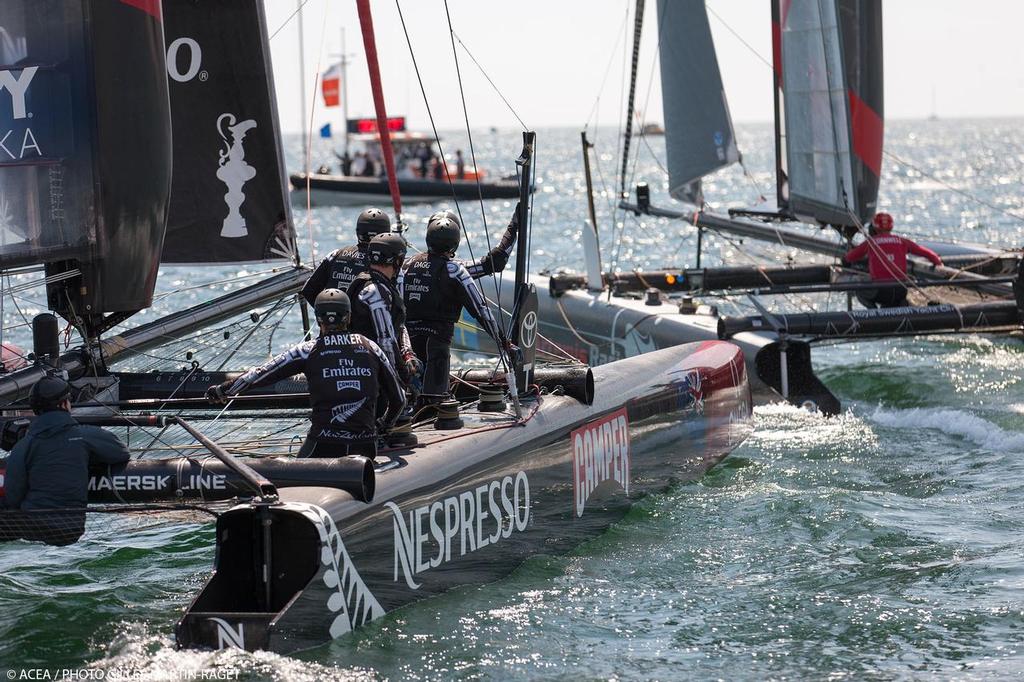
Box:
307;505;384;637
331;398;366;423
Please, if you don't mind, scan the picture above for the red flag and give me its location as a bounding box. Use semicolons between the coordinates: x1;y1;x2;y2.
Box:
321;62;342;107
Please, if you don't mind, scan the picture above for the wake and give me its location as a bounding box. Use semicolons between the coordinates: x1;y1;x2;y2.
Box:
869;406;1024;453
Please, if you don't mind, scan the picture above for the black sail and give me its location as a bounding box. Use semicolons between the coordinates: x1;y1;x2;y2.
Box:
0;1;172;328
161;0;296;264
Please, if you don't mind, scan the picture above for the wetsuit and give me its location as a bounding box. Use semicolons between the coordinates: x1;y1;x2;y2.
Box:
400;255;505;397
843;234;943;308
347;270;414;381
219;333;405;457
301;244;368;305
1;411;130;546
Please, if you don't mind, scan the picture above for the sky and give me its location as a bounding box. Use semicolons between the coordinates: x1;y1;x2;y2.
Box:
264;0;1024;134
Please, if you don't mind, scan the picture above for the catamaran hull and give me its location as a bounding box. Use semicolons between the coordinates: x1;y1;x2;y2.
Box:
289;173;523;207
176;341;752;654
461;278;840;414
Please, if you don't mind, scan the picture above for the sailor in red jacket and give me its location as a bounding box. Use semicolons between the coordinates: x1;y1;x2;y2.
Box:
841;212;943;308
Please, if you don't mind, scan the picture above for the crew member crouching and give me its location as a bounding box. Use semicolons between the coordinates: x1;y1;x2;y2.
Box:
0;377;131;546
206;289;405;458
400;216;510;410
842;212;944;308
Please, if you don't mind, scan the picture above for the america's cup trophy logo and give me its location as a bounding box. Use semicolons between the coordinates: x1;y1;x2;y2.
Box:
216;113;258;238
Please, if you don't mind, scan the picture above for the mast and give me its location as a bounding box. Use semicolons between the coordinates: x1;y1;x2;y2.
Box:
341;28;350;159
771;0;789;213
355;0;403;224
510;132;538;395
296;0;308;172
619;0;645;198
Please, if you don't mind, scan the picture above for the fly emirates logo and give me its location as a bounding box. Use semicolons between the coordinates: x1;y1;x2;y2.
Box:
385;472;530;589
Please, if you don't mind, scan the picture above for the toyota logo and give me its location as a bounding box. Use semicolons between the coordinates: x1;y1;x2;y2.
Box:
521;311;538;349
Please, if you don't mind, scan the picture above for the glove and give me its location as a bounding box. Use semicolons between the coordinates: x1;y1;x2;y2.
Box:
508;201;522;231
403;350;423;377
503;340;523;365
840;257;851;268
205;384;228;405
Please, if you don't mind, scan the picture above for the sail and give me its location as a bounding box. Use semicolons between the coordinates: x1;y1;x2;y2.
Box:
0;1;171;324
656;0;739;205
161;0;296;264
773;0;882;226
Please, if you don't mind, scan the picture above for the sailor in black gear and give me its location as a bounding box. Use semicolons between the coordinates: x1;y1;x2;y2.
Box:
206;289;405;458
300;207;392;304
400;216;509;405
427;202;520;279
0;376;131;546
347;233;421;382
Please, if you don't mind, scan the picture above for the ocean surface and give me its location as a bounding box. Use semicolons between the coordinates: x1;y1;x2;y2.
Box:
2;119;1024;680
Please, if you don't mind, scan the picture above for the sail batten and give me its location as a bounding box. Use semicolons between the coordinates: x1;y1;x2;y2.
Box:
657;0;739;205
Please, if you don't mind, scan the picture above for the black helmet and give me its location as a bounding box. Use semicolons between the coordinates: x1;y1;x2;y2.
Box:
314;289;351;328
426;216;461;254
428;209;462;230
367;233;407;267
29;375;71;414
356;208;391;243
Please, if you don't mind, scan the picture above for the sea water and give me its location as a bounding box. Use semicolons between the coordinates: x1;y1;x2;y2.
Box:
1;120;1023;679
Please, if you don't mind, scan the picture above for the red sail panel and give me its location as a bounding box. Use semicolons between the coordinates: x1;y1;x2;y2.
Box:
849;88;882;177
119;0;162;20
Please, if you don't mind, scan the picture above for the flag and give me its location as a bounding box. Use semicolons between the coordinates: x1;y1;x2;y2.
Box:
319;123;332;138
321;62;342;107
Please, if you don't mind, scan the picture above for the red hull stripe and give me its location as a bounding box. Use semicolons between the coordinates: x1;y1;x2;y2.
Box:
849;88;883;177
120;0;162;20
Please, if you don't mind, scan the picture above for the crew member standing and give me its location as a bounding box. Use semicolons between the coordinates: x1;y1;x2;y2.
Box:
206;290;405;458
1;377;131;546
842;212;944;308
428;202;520;280
347;233;419;382
400;216;510;409
301;207;391;304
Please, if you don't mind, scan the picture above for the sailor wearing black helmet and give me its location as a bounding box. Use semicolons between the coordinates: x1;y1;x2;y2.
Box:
206;289;405;458
427;202;520;279
347;232;420;381
1;376;130;546
400;215;508;407
300;207;392;304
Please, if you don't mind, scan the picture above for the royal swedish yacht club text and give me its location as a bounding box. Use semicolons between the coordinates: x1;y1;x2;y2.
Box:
387;472;530;588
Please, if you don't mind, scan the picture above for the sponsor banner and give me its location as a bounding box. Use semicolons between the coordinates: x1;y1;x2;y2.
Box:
386;471;531;589
572;408;631;518
161;0;295;263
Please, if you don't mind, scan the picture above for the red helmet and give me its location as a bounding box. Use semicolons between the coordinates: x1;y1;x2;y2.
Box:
872;212;894;231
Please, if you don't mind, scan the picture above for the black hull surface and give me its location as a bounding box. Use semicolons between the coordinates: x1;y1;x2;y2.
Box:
177;341;752;654
289;173;524;207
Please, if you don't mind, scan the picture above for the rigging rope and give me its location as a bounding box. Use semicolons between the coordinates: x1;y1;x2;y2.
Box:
451;32;529;131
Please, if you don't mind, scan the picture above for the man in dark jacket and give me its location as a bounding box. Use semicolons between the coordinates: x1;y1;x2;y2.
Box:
207;289;405;458
0;376;130;546
347;233;419;383
300;207;391;304
400;216;510;409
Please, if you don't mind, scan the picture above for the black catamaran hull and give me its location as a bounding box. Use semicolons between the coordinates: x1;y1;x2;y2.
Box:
176;341;752;653
289;172;523;206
